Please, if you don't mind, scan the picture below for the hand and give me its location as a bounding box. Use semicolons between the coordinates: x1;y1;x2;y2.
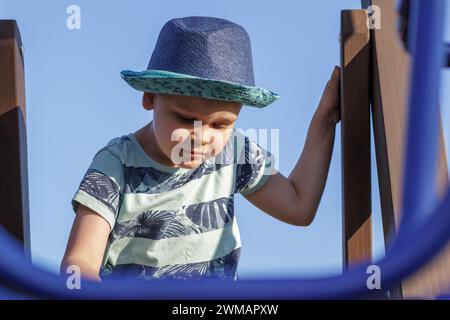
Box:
315;66;341;126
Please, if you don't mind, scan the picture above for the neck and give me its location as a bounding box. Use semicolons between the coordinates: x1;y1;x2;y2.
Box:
139;121;177;167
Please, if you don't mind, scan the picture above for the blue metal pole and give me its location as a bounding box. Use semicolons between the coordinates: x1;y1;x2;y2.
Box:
446;43;450;67
0;190;447;299
396;0;446;238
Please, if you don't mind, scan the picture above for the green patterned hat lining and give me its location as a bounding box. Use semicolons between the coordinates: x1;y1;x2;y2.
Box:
120;69;280;108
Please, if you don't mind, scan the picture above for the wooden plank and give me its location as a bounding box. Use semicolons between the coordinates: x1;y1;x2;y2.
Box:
340;10;372;268
0;20;30;254
0;20;26;119
362;0;450;298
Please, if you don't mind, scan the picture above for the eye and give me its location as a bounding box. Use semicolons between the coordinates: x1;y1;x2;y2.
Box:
213;123;230;130
178;114;195;122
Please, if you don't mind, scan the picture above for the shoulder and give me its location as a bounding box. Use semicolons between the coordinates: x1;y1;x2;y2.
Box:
231;128;262;163
93;134;133;164
226;128;251;156
232;128;276;173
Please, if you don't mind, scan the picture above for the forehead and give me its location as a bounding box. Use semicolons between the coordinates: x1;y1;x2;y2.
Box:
162;94;242;119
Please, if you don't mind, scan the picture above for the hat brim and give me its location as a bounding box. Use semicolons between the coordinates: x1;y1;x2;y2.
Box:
120;69;280;108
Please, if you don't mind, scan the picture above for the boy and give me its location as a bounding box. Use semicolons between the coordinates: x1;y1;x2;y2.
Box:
61;16;340;282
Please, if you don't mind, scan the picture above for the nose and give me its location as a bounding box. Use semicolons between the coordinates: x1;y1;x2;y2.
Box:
191;123;214;149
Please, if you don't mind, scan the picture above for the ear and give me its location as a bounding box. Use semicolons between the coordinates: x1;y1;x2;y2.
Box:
142;92;156;110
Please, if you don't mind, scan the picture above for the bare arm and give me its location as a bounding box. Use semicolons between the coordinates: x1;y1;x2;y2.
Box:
60;204;111;282
244;66;341;226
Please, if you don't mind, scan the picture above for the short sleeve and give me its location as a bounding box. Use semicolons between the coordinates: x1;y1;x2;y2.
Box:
235;135;277;196
71;148;124;230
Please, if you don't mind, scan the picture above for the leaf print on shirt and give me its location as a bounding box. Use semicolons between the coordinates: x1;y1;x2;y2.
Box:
153;261;211;280
78;169;120;217
152;246;240;281
112;196;235;240
112;210;189;240
184;196;234;229
100;247;241;281
235;137;265;193
123;158;231;195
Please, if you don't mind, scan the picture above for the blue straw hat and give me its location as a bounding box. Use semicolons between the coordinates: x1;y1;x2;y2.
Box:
120;16;280;108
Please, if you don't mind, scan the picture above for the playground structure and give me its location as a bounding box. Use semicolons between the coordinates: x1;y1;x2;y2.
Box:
0;0;449;299
341;0;450;298
0;18;29;255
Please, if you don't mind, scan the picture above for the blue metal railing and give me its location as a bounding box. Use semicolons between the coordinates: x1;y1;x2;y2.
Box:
0;0;448;299
446;43;450;66
397;0;446;239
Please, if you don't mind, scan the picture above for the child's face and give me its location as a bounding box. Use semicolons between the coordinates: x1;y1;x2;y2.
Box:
142;92;242;169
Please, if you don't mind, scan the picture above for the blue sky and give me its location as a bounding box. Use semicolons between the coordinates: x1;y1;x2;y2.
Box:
1;0;449;280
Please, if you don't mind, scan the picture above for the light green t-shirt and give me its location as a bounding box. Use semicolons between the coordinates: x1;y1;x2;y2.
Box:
71;128;275;281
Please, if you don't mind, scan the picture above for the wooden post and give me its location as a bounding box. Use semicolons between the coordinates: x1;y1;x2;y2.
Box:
362;0;450;298
340;10;372;268
0;20;30;255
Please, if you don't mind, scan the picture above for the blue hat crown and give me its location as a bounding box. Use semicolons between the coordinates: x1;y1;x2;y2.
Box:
147;16;256;87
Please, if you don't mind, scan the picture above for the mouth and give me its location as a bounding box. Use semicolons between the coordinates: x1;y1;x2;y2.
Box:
181;149;205;157
190;151;205;157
